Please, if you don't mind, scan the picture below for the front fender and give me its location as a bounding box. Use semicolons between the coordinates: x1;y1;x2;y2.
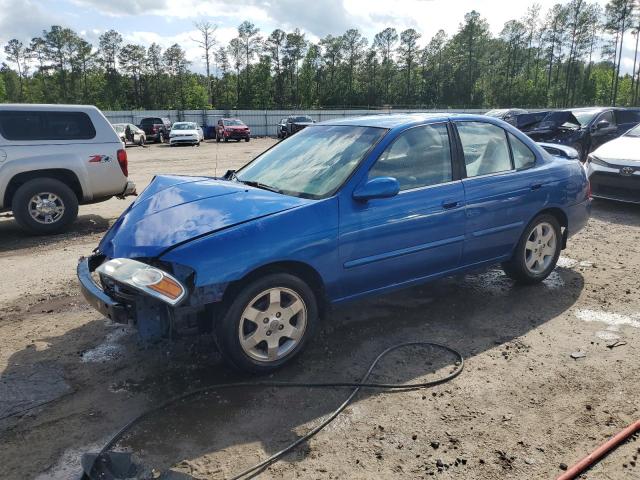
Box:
159;197;341;304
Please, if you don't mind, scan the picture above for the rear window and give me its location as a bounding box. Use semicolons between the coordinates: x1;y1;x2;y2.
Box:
615;110;640;124
140;118;162;125
0;111;96;141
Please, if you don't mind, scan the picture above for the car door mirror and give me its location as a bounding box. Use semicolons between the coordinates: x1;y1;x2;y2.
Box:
353;177;400;201
596;120;610;130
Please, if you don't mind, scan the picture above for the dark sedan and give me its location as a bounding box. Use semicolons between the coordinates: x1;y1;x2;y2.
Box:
283;115;314;137
518;107;640;161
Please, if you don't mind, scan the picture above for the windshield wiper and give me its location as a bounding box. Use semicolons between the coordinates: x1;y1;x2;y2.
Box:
239;180;283;194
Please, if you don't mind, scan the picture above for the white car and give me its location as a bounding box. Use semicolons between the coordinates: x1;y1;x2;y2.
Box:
0;104;136;234
586;123;640;204
169;122;201;147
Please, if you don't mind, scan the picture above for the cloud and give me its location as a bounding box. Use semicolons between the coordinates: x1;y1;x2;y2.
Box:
70;0;169;16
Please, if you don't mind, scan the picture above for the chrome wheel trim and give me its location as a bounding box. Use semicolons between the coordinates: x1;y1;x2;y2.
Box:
28;192;65;225
524;221;557;274
238;287;307;363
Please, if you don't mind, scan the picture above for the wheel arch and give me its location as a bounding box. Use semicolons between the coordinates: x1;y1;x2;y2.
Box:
4;169;83;209
533;207;569;249
222;260;328;314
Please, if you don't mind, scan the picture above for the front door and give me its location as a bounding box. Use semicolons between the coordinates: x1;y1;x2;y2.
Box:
338;122;466;300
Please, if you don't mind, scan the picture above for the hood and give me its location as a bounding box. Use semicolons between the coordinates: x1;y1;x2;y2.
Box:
592;136;640;164
98;175;311;258
525;111;581;132
226;125;249;130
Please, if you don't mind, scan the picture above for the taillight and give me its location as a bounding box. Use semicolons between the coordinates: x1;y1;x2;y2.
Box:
117;149;128;177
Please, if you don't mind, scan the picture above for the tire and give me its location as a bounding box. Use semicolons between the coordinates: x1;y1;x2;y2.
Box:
224;137;229;143
158;133;164;144
138;136;145;146
12;178;79;235
215;273;319;374
245;137;250;142
502;213;562;284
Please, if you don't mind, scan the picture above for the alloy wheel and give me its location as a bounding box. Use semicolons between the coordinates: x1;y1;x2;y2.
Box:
524;221;556;274
238;287;307;363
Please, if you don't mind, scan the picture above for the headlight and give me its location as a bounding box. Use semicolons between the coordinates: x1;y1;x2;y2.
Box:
97;258;186;305
587;155;610;167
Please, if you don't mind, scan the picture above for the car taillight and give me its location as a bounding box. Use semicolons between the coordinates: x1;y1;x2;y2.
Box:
117;149;128;177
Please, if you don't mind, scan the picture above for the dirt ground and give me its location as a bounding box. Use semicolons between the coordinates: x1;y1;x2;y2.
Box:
0;138;639;480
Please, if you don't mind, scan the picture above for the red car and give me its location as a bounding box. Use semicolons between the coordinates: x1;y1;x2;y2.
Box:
216;118;251;142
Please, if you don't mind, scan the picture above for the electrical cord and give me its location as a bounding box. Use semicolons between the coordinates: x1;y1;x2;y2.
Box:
81;341;464;480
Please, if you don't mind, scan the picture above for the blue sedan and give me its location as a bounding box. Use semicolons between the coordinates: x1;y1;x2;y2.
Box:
78;114;591;373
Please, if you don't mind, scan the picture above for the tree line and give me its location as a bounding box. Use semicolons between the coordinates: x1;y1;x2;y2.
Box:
1;0;639;110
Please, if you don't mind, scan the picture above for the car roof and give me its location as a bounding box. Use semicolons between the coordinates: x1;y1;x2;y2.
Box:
0;103;100;112
317;113;488;129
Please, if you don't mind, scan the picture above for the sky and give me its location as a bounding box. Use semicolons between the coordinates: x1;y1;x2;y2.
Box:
0;0;637;74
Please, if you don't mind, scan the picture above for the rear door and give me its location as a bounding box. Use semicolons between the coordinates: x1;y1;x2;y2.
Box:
454;120;547;266
338;123;466;299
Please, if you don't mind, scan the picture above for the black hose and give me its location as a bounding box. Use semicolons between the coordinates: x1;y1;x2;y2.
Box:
82;341;464;480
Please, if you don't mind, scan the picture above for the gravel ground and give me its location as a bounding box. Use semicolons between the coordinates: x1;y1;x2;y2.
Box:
0;138;638;479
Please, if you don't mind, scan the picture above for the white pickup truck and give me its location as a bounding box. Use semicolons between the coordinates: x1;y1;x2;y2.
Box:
0;104;135;234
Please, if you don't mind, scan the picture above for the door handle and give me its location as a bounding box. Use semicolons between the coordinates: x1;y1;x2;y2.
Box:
442;200;459;209
530;183;542;191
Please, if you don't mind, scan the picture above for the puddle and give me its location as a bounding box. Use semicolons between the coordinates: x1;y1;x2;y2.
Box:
34;439;108;480
81;326;130;363
575;309;640;331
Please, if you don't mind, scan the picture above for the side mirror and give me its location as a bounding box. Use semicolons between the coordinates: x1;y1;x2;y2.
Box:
353;177;400;201
596;120;610;130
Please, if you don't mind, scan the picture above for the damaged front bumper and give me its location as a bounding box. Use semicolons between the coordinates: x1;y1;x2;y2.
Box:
77;256;197;340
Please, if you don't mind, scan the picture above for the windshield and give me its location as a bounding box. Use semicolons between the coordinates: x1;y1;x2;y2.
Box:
292;116;313;122
625;124;640;137
485;109;506;118
173;123;197;130
571;110;598;126
113;124;124;132
224;119;244;126
237;125;387;198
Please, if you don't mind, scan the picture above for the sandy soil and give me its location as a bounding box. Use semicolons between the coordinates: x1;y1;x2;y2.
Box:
0;138;639;479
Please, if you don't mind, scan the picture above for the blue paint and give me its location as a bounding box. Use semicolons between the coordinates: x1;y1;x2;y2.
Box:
94;114;591;314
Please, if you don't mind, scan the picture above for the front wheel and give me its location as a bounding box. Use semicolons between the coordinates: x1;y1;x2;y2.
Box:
215;273;318;374
245;137;250;142
502;214;562;284
12;178;79;235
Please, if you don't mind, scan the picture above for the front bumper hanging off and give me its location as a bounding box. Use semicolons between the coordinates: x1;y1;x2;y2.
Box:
77;256;130;324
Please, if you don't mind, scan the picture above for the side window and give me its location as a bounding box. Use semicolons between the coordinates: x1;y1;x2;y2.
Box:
368;123;452;191
597;111;615;126
457;122;512;177
508;132;535;170
0;111;95;141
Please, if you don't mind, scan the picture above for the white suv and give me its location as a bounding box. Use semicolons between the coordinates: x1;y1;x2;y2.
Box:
0;104;135;234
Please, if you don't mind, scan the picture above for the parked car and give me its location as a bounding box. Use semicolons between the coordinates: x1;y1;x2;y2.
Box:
485;108;528;126
537;143;580;161
113;123;146;146
283;115;314;137
518;107;640;161
139;117;172;143
276;117;288;138
197;124;205;142
586;123;640;204
169;122;201;147
78;114;590;373
0;104;135;234
216;118;250;142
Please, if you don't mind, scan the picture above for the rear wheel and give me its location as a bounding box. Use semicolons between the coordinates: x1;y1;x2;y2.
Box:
12;178;79;235
215;273;318;374
502;214;561;284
